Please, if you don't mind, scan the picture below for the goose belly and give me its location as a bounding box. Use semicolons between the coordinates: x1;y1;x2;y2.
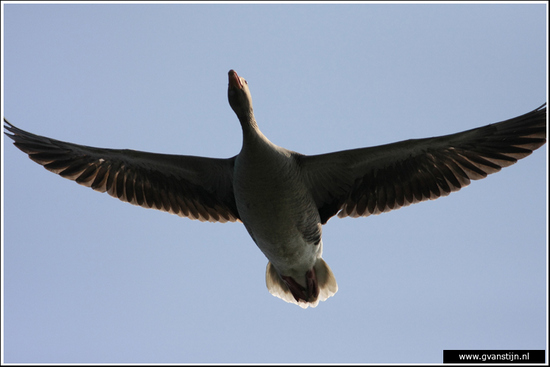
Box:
234;171;322;272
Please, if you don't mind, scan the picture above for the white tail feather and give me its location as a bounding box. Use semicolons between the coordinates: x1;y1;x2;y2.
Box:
265;258;338;308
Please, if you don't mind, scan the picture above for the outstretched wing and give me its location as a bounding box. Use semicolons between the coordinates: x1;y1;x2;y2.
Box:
300;104;546;224
4;119;240;223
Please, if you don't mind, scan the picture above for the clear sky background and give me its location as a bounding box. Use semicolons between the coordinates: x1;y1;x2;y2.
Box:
2;2;547;364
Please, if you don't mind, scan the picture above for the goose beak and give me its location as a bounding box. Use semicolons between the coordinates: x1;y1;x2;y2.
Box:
228;69;243;89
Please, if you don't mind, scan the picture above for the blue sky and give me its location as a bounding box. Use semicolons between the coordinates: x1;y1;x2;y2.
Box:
2;2;547;364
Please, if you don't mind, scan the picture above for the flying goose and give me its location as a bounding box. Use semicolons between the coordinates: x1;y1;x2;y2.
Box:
4;70;547;308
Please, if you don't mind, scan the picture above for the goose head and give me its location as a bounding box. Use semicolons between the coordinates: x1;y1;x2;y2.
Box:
227;69;255;127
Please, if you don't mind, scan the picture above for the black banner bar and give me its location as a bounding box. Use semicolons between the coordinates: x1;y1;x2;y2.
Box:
443;350;545;363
